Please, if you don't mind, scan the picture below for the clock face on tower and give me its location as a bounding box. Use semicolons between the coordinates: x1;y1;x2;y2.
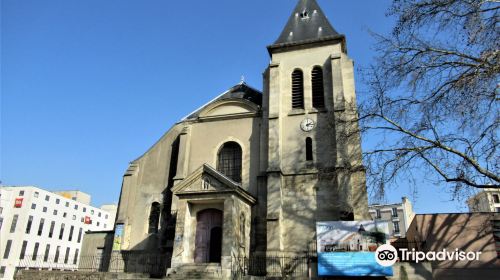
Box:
300;118;315;132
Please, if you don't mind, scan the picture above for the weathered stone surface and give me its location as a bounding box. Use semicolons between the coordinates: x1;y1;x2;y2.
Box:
15;270;150;280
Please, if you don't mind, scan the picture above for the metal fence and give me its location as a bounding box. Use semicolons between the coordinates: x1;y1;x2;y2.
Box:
232;241;426;278
232;255;317;279
19;252;170;277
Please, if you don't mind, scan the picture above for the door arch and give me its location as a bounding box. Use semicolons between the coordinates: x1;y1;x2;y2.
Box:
194;209;223;263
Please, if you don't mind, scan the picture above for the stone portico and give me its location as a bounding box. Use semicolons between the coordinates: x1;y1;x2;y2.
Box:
168;164;255;278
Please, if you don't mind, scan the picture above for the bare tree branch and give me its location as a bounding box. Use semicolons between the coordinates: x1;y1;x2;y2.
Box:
360;0;499;196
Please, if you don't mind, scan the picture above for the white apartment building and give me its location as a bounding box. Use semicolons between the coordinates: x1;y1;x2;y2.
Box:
0;186;117;280
368;197;415;239
467;188;500;213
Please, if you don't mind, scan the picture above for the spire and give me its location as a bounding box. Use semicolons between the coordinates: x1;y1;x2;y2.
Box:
270;0;341;48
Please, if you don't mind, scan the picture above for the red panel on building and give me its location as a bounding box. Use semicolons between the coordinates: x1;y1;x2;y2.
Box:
14;198;23;208
84;216;91;224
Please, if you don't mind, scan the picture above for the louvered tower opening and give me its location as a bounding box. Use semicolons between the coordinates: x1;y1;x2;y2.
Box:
291;69;304;109
312;66;325;108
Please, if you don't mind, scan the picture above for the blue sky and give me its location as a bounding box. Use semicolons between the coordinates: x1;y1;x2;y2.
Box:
1;0;469;212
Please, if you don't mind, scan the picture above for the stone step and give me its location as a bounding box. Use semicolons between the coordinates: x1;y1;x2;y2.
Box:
166;263;223;279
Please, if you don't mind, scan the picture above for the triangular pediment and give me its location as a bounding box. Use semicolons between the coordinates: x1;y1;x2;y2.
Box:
182;82;262;121
172;164;256;205
198;99;259;119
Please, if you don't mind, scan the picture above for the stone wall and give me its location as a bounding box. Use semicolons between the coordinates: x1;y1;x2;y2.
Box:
15;270;150;280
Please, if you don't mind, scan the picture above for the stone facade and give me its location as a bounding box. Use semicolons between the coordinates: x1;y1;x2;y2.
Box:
85;0;370;278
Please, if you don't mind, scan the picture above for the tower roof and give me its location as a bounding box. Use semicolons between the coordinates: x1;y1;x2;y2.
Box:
269;0;342;50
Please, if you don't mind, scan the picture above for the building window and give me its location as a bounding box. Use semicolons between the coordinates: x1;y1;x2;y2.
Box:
43;244;50;262
53;210;58;215
72;197;76;201
148;202;161;234
105;214;108;219
63;212;67;218
493;194;500;204
65;202;69;207
68;225;74;241
91;210;94;214
31;203;36;210
3;240;12;259
43;206;47;213
0;207;3;214
49;221;55;238
311;66;325;108
77;228;83;243
83;207;86;213
0;266;5;278
72;215;76;220
54;246;60;263
19;190;24;196
392;207;398;217
19;241;28;260
59;223;65;240
0;217;3;230
32;242;39;260
34;192;39;198
306;137;313;161
64;247;70;264
56;198;60;204
98;212;101;217
74;205;78;210
291;69;304;109
217;141;242;182
45;195;50;201
376;209;381;219
26;216;33;234
10;214;19;233
393;222;400;233
73;249;79;265
38;218;45;236
97;221;100;226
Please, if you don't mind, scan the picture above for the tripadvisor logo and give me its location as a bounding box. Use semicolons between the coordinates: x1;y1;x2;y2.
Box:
375;244;398;267
375;244;482;267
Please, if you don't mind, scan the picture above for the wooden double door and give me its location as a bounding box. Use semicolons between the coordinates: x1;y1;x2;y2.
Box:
194;209;223;263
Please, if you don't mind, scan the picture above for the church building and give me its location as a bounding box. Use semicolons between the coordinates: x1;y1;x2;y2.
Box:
95;0;369;278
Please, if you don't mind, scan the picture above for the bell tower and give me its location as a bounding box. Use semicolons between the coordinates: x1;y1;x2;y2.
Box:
261;0;369;254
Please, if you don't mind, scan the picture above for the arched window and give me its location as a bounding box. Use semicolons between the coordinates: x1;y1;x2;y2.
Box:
148;202;161;234
306;137;313;161
217;142;242;182
291;69;304;109
312;66;325;108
